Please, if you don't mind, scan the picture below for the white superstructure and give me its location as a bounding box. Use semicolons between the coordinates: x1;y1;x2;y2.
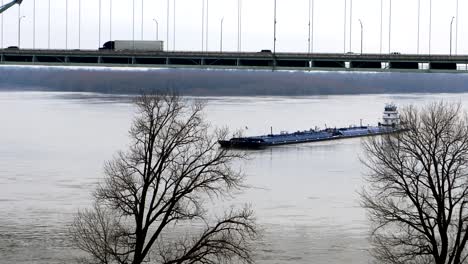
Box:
382;104;400;127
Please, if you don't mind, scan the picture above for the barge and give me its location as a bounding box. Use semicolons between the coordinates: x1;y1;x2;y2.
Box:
219;104;403;149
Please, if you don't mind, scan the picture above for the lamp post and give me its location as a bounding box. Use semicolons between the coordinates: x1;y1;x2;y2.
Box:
343;0;347;53
33;0;36;49
173;0;176;50
273;0;277;55
99;0;101;47
456;0;459;54
220;17;224;52
65;0;67;49
202;0;204;51
79;0;81;49
110;0;112;41
206;0;208;51
379;0;382;53
417;0;420;54
349;0;353;52
237;0;242;52
153;19;159;40
167;0;169;50
18;15;25;48
388;0;392;53
429;0;432;54
141;0;144;40
450;16;455;56
48;0;50;49
358;19;363;55
308;0;314;53
1;0;3;48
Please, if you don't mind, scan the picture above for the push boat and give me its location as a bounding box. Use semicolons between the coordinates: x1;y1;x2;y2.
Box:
218;104;403;149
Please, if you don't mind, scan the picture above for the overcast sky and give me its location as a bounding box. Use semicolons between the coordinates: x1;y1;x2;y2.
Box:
0;0;463;54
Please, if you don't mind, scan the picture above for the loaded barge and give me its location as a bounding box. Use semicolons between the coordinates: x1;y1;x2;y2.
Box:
219;104;403;149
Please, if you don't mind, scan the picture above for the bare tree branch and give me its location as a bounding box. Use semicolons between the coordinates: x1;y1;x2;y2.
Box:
71;93;257;264
361;102;468;264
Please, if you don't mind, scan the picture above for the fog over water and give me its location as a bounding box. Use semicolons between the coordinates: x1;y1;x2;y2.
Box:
3;66;468;95
1;91;467;263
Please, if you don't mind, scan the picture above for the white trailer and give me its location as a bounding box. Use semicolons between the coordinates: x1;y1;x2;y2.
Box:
114;40;164;51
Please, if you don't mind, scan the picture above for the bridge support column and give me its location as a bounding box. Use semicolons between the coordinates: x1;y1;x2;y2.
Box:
236;59;241;66
131;57;136;64
201;58;205;65
97;57;103;64
32;56;37;63
64;56;70;63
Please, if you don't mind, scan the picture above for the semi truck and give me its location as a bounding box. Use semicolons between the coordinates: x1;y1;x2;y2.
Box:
100;40;164;51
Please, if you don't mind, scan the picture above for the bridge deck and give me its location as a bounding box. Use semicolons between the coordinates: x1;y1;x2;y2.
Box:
1;49;468;72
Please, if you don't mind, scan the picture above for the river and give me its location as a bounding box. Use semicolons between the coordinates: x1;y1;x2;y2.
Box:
0;91;466;263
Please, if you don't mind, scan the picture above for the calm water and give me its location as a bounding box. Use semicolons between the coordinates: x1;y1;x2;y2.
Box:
0;91;466;264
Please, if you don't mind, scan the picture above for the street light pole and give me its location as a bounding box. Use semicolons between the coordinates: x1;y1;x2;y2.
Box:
167;0;169;50
110;0;112;41
1;0;3;49
379;0;382;53
429;0;432;54
417;0;420;54
133;0;135;50
359;19;363;55
153;19;159;41
79;0;81;49
220;17;224;52
450;16;455;56
456;0;459;54
173;0;176;50
349;0;352;52
141;0;144;40
205;0;208;51
388;0;392;53
33;0;36;49
343;0;347;53
202;0;204;51
18;15;25;48
48;0;51;49
99;0;101;47
308;0;315;53
238;0;242;52
65;0;67;49
273;0;277;55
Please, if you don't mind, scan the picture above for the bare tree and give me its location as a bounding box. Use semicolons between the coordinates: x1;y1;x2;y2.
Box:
361;102;468;264
71;93;257;264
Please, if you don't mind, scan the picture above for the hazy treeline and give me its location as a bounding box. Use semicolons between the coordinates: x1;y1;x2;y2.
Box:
2;66;468;96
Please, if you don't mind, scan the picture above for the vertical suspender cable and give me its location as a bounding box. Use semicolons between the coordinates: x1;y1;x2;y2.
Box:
349;0;352;52
343;0;347;53
456;0;459;54
173;0;176;50
202;0;204;51
48;0;51;49
380;0;383;54
388;0;392;53
417;0;420;54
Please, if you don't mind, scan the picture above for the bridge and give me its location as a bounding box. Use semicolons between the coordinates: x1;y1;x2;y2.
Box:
1;0;467;73
1;49;467;72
